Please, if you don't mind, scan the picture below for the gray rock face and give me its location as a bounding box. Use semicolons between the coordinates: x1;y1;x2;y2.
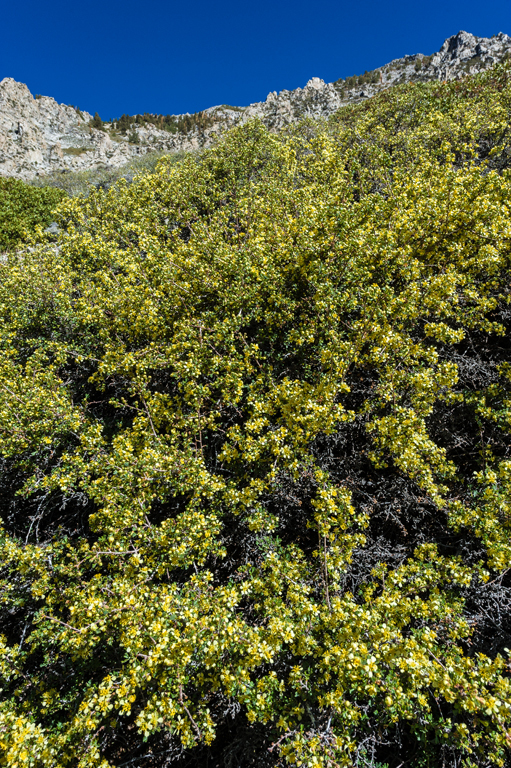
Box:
430;30;511;77
1;30;510;180
0;78;198;179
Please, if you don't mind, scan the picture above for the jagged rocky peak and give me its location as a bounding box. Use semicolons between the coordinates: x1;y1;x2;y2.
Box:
305;77;326;89
367;30;511;91
1;30;511;180
438;30;511;64
419;30;511;77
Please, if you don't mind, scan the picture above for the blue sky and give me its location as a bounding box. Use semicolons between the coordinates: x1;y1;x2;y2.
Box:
1;0;511;118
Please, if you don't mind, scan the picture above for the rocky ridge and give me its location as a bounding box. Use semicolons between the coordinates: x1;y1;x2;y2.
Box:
1;30;510;180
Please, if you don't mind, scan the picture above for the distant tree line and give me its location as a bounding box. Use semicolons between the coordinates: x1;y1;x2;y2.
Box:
336;69;381;89
90;111;215;135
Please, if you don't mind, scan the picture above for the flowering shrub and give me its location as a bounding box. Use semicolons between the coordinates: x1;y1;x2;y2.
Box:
2;64;511;767
0;178;66;251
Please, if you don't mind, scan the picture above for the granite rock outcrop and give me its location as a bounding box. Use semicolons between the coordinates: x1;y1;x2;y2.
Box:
1;30;510;180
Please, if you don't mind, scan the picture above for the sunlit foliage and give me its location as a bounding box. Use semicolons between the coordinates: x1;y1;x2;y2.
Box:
2;64;511;767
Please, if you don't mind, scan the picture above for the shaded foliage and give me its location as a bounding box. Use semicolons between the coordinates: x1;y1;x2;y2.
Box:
0;178;67;251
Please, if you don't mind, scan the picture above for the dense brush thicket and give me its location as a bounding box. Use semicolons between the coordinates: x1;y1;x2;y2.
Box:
0;179;67;252
3;64;511;768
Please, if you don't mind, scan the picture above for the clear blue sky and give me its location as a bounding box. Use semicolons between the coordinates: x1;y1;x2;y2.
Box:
1;0;510;118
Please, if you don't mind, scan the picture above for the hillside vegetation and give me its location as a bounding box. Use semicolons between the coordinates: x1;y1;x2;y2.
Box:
0;179;66;252
28;151;187;198
2;64;511;768
0;155;188;250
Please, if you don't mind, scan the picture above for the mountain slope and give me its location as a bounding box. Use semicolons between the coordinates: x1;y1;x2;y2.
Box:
1;30;510;180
